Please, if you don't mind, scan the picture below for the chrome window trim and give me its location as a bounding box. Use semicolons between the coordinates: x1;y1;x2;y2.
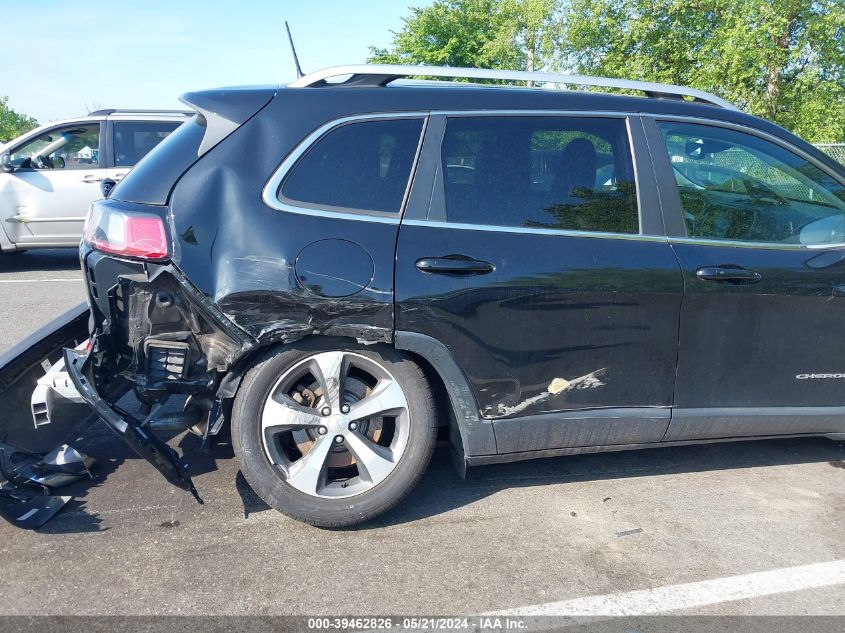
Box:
435;109;636;118
263;109;641;225
647;113;845;250
402;218;668;242
668;237;845;251
266;109;845;241
261;112;429;224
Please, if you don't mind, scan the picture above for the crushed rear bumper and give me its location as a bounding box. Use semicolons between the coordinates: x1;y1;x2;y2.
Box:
63;345;203;503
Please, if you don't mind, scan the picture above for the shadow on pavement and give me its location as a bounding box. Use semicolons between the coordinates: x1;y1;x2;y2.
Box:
235;471;271;517
32;414;845;532
0;248;81;274
359;435;845;529
32;417;235;534
31;425;127;534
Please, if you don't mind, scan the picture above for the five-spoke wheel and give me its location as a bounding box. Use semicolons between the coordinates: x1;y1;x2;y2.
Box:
232;341;436;527
260;351;411;498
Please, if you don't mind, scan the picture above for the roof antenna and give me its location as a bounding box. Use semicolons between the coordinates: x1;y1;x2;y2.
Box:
285;21;304;79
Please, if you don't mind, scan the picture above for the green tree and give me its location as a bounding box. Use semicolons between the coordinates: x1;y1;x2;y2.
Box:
0;97;38;144
368;0;563;74
563;0;845;141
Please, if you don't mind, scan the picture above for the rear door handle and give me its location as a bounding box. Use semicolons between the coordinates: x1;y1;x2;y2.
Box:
81;175;104;183
415;256;495;275
696;266;762;284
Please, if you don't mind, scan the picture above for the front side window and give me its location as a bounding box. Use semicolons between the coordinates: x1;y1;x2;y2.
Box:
9;124;101;170
113;121;182;167
657;121;845;245
440;116;639;233
280;118;424;214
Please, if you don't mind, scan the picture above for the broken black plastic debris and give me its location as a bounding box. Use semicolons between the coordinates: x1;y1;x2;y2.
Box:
0;489;72;529
188;480;204;505
0;441;98;529
64;347;204;505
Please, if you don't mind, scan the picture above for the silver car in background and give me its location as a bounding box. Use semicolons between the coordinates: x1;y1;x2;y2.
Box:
0;109;188;253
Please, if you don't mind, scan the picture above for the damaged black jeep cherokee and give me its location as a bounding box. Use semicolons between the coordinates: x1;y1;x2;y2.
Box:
65;65;845;527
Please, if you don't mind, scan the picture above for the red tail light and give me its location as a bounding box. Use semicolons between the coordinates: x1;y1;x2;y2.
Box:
83;204;169;260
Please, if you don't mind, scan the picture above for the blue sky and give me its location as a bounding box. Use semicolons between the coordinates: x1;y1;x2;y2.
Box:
2;0;427;124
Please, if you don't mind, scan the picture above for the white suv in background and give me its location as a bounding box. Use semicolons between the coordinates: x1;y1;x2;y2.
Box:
0;109;189;253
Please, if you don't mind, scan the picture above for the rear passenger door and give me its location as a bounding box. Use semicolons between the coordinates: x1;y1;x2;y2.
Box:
396;113;685;455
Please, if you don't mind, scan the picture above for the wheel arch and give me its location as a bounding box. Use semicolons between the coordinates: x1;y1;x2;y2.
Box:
215;332;498;462
393;331;497;459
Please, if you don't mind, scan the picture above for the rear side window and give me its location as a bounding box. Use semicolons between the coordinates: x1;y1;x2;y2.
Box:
440;116;638;233
113;120;182;167
281;118;424;214
657;121;845;245
109;116;204;205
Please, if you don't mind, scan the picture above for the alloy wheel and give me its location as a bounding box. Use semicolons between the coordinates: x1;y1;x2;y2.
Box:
260;351;411;498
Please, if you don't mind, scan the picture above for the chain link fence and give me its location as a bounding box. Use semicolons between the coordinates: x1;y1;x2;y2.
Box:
815;143;845;166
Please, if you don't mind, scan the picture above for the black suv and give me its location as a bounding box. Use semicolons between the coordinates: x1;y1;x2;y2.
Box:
66;65;845;527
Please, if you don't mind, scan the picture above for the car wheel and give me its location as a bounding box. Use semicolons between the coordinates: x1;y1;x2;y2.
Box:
231;340;437;527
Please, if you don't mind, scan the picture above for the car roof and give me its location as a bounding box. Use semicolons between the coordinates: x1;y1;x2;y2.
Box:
275;83;767;129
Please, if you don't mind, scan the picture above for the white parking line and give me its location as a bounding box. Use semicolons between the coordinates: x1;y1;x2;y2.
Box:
0;278;80;283
488;560;845;616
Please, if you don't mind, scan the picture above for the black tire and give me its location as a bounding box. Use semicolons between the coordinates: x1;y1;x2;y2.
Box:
231;339;437;527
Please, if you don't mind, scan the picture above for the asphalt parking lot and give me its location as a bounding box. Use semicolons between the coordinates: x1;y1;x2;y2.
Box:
0;249;843;617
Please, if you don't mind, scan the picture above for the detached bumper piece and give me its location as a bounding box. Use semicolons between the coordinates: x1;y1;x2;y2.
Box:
0;442;95;529
63;347;203;504
0;485;72;530
0;302;96;529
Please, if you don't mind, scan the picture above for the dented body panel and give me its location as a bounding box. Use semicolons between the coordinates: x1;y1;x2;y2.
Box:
165;92;408;346
395;224;684;420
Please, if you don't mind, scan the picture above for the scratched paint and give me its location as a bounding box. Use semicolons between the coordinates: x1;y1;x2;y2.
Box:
496;369;607;416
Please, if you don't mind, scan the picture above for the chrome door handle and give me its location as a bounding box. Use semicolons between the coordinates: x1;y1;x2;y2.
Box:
696;266;762;284
415;256;495;275
81;175;104;183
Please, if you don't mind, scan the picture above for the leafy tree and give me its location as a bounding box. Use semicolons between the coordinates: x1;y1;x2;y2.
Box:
0;97;38;144
563;0;845;141
373;0;844;141
368;0;564;74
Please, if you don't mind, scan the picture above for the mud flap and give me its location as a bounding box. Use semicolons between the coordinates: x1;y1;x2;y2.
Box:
63;347;203;504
